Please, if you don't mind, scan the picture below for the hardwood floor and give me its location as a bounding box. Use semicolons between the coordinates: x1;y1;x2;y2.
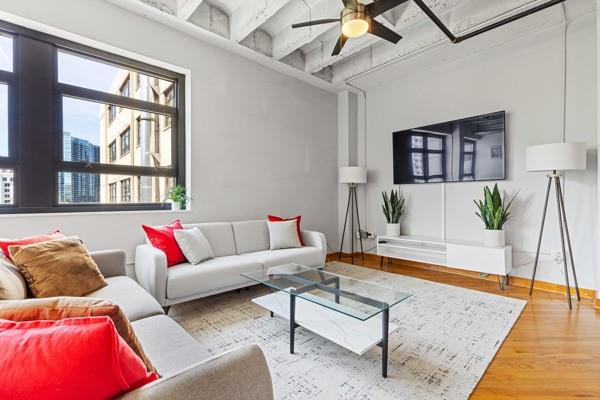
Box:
329;254;600;399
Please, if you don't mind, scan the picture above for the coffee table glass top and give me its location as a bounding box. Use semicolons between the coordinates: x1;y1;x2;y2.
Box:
241;264;411;321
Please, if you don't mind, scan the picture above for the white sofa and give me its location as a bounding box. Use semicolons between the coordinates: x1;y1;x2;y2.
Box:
135;220;327;307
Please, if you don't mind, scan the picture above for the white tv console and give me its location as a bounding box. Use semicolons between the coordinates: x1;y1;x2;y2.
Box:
376;235;512;289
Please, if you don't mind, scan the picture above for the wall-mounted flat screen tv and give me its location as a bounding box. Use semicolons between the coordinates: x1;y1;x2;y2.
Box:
393;111;506;184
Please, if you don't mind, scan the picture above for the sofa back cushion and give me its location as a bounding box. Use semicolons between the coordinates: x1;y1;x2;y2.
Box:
232;220;270;255
183;223;237;257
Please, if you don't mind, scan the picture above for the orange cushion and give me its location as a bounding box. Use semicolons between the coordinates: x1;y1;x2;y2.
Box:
0;231;63;260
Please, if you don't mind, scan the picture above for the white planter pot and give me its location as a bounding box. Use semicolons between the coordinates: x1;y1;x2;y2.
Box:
483;229;505;247
170;202;181;211
385;223;401;237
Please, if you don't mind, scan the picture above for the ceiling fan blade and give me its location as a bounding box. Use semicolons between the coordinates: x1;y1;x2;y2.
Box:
369;19;402;44
292;19;339;29
331;35;348;56
366;0;409;18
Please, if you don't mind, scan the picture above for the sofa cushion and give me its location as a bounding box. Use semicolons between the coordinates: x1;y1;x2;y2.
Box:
183;223;236;258
241;247;323;269
174;228;214;265
86;276;164;322
232;220;269;255
131;315;211;377
167;256;261;299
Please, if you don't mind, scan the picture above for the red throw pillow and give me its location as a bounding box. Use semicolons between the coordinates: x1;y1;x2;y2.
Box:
268;215;304;246
0;231;63;260
142;220;186;267
0;316;158;400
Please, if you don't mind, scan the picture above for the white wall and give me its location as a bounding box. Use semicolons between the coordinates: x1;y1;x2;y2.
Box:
0;0;338;270
345;6;598;289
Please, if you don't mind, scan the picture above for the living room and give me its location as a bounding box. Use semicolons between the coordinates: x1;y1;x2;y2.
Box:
0;0;598;399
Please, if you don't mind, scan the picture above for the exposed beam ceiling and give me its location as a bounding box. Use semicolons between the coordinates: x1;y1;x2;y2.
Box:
111;0;586;88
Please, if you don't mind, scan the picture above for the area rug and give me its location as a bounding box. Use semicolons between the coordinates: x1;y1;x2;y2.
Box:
169;262;526;400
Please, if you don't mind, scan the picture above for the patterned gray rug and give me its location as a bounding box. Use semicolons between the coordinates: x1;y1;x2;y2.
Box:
170;262;526;400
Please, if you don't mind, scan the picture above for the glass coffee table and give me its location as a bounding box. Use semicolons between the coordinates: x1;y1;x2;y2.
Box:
241;263;411;378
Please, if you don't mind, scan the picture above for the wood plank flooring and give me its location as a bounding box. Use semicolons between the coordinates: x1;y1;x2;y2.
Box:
329;254;600;399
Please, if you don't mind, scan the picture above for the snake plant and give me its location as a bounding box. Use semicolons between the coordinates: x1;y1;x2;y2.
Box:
382;189;405;224
474;184;517;230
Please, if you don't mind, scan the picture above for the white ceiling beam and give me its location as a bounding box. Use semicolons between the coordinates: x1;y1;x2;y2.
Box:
271;0;344;60
230;0;293;43
331;0;559;85
305;0;460;74
177;0;204;20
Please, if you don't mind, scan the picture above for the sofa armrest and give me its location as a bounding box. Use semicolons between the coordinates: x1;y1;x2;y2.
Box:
119;344;273;400
135;244;168;306
90;249;127;278
301;230;327;265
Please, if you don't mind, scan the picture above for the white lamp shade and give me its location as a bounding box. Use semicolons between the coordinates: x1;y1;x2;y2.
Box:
526;142;587;172
340;166;367;184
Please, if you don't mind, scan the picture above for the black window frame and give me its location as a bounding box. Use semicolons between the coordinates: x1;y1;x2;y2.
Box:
0;19;186;214
120;178;131;203
460;138;476;180
109;140;117;162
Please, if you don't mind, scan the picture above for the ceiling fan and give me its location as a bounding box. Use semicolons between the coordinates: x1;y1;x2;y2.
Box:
291;0;408;56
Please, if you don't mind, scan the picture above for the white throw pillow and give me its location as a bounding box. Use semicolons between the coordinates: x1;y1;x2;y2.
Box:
0;256;27;300
174;227;215;265
268;220;302;250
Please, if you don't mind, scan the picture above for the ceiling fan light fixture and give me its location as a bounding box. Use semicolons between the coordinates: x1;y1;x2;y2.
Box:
342;18;369;38
341;5;370;38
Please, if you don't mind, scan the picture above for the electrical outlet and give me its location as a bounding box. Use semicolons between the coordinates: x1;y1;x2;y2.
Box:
551;249;563;264
355;230;374;239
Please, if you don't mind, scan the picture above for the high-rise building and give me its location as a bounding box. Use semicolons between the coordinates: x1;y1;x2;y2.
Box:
60;132;100;203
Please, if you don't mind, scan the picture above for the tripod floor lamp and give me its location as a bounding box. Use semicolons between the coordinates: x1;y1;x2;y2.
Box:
526;142;587;309
339;166;367;264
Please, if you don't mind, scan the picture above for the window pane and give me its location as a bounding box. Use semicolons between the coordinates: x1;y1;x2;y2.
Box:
464;142;474;152
411;153;424;177
62;97;172;167
427;137;443;151
410;135;423;149
428;153;443;176
58;173;174;204
0;84;7;157
0;169;14;204
57;50;174;105
0;35;13;72
464;154;473;174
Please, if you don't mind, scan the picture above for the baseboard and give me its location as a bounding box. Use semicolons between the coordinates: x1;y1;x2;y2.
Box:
330;252;597;300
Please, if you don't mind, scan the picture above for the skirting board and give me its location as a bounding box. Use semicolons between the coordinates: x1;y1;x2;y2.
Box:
329;252;597;300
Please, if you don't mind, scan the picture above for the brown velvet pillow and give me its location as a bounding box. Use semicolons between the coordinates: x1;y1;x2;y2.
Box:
8;238;107;298
0;296;157;374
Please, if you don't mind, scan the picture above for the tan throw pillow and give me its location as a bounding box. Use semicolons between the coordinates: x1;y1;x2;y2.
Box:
0;296;157;374
0;256;28;300
9;238;107;298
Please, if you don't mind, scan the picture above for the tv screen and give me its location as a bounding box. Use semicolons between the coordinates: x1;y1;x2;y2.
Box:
393;111;506;184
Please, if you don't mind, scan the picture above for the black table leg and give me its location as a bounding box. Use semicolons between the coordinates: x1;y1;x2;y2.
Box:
290;294;296;354
334;277;340;304
269;286;274;317
381;308;389;378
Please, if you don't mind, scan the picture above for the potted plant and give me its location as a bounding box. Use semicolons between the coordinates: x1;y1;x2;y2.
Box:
474;183;517;247
165;184;190;211
382;189;405;237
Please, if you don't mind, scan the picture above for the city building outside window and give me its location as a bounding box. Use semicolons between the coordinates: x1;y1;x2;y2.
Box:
0;20;186;213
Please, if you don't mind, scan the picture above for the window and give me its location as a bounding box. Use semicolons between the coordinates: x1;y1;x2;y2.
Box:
409;133;446;182
120;178;131;202
119;77;130;98
0;20;185;213
109;141;117;162
461;139;476;180
135;73;140;89
120;128;130;156
109;182;117;203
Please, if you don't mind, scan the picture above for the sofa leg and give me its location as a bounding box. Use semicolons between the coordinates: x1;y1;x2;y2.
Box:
236;288;241;293
162;306;171;315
